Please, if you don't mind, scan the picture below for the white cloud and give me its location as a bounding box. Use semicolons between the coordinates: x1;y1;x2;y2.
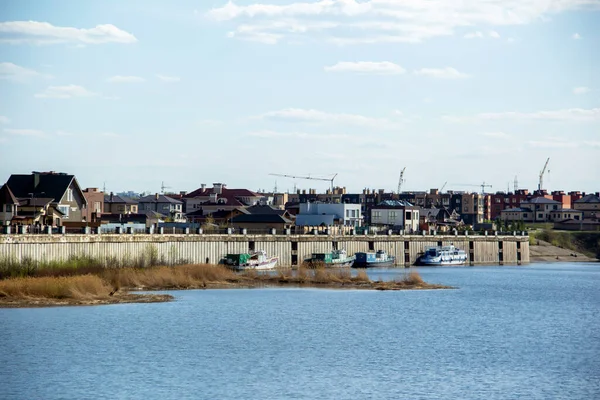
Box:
0;116;9;124
573;86;590;94
207;1;600;45
481;132;510;138
324;61;405;74
247;130;350;140
528;140;578;148
584;141;600;148
572;32;582;39
56;130;74;136
4;128;45;137
107;75;145;83
414;67;468;79
0;21;137;45
156;74;181;82
259;108;395;128
34;84;98;99
0;62;48;82
445;107;600;123
464;31;483;39
489;30;501;38
101;132;120;137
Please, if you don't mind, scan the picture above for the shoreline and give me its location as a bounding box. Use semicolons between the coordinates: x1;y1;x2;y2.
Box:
0;266;451;308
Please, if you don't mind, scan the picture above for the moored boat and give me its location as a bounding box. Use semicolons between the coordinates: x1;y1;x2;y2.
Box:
417;245;468;266
307;249;355;268
353;250;395;268
224;250;278;271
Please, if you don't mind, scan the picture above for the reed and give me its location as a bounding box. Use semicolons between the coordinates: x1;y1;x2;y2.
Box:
0;275;111;300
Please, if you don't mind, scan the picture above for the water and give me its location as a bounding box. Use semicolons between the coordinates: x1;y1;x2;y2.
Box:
1;263;599;400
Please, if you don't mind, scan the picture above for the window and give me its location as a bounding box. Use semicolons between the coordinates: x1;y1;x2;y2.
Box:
389;211;397;220
406;211;412;220
372;211;381;220
163;205;169;210
346;210;350;218
523;213;528;218
58;205;69;218
495;198;501;203
94;201;101;212
66;189;73;202
538;213;543;219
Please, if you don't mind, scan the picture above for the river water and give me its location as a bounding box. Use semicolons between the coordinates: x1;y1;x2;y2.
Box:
1;263;599;400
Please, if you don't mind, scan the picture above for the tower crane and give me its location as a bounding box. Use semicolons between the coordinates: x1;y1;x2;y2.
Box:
397;167;406;194
160;181;171;194
538;157;550;191
440;181;448;192
269;173;338;192
452;182;492;194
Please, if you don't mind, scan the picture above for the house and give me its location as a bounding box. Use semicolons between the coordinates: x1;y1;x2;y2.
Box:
6;171;87;225
15;197;66;226
0;185;19;225
183;183;262;214
138;194;184;221
230;214;293;231
369;200;419;232
295;202;362;228
519;197;561;222
500;207;532;222
185;208;248;225
82;188;104;222
104;193;139;215
573;194;600;219
99;211;163;228
419;207;461;232
553;218;600;231
548;209;583;222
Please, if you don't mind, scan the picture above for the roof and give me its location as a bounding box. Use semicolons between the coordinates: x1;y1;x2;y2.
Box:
185;208;247;218
377;200;414;207
575;194;600;204
138;194;182;204
501;207;529;212
0;185;18;206
185;186;260;199
17;197;54;207
550;208;582;213
246;205;286;215
104;194;138;204
231;214;292;224
522;197;561;204
6;172;83;205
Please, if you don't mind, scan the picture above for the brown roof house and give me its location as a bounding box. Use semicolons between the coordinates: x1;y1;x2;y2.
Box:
6;171;88;226
0;184;19;226
574;194;600;219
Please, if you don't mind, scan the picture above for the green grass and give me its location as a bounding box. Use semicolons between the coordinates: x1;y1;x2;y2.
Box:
531;230;600;259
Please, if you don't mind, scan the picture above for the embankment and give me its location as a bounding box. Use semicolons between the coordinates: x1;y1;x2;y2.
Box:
530;231;600;262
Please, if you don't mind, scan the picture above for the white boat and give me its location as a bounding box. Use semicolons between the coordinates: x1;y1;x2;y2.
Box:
225;250;278;271
418;245;468;266
308;249;356;268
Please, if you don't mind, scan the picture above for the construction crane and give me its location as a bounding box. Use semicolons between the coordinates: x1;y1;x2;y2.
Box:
397;167;406;194
269;173;338;192
538;157;550;191
453;182;492;194
440;181;448;192
160;181;171;194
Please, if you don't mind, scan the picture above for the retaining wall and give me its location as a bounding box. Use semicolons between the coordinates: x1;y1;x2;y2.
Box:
0;233;530;266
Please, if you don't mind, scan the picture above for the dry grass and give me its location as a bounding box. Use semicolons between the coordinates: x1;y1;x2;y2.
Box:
0;275;111;300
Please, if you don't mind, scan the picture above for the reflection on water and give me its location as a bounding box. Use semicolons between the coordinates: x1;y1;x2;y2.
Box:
1;263;599;400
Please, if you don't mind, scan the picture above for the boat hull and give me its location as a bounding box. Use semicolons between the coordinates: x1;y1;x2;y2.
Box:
238;257;278;271
419;259;467;266
352;259;395;268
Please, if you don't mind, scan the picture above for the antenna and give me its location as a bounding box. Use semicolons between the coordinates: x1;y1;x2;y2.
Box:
103;181;106;193
514;176;518;192
274;180;278;193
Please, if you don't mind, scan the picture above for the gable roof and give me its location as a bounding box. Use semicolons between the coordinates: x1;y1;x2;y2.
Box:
0;185;18;206
138;194;182;204
522;197;561;204
231;214;292;224
246;205;286;215
104;194;138;204
7;172;82;204
575;194;600;204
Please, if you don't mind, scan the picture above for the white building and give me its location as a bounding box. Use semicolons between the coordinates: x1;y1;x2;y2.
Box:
296;203;362;227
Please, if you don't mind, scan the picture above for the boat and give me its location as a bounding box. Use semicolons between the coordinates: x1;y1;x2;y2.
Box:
417;245;468;266
224;250;278;271
307;249;355;268
353;250;396;268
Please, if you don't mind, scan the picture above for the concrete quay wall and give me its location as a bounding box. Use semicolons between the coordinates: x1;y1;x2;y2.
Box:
0;234;529;266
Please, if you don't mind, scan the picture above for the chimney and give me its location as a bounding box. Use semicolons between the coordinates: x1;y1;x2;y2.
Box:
213;183;223;195
32;171;41;189
155;193;159;200
110;192;114;202
209;193;217;202
201;184;206;191
180;191;187;196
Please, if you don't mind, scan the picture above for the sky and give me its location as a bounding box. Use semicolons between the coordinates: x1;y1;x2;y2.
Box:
0;0;599;195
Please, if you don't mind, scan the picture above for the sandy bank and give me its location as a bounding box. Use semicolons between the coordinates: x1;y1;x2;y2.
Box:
530;240;598;263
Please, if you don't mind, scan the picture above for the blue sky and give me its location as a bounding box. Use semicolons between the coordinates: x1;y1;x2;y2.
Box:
1;0;599;194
